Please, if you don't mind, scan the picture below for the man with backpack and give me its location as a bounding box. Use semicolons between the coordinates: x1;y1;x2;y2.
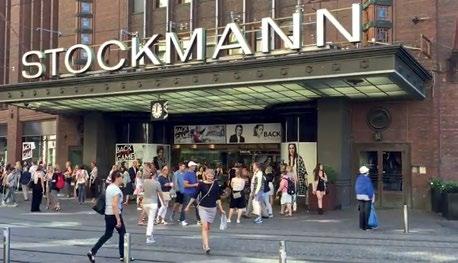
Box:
276;166;296;217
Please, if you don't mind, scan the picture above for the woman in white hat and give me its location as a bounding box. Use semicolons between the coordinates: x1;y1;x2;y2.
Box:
355;166;375;230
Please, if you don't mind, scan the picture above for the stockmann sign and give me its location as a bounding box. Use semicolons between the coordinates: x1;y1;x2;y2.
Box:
22;4;362;79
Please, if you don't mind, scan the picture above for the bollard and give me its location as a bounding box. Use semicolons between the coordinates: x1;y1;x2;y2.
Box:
3;227;10;263
124;233;131;263
403;205;409;233
279;240;287;263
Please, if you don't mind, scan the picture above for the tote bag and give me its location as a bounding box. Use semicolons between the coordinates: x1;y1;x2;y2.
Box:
368;205;378;229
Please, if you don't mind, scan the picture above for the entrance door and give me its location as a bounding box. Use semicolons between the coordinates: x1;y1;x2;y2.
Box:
355;144;410;208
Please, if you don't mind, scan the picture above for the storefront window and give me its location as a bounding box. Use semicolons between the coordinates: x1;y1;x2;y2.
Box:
22;135;56;165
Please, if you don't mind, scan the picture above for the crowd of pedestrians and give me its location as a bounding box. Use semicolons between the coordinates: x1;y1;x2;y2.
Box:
0;157;377;262
0;160;100;212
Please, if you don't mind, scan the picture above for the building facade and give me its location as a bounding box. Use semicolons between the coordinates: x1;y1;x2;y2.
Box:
0;0;457;210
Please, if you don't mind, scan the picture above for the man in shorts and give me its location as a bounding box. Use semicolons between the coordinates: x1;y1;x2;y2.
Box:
171;162;186;221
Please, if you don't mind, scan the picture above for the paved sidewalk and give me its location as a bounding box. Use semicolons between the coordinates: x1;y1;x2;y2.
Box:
0;195;457;262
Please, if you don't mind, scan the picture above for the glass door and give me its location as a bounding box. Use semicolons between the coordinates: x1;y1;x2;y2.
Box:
355;144;410;208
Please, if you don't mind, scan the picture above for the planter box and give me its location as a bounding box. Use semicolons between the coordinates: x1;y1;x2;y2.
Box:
431;189;442;213
442;193;458;220
308;183;338;211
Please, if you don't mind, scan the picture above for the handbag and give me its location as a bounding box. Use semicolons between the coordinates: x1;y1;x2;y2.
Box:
162;192;171;202
219;214;228;231
368;205;378;229
92;194;106;215
232;191;242;199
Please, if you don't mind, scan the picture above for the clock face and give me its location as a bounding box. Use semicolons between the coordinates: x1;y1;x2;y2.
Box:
152;102;163;119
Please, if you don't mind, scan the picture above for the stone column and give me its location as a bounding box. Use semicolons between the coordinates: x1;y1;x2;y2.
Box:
317;99;352;208
6;106;22;164
83;112;116;179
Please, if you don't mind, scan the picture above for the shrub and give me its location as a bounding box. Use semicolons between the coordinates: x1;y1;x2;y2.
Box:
442;181;458;194
430;177;444;192
324;165;337;184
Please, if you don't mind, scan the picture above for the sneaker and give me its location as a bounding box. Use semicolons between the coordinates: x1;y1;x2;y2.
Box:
254;219;263;224
119;257;135;262
146;237;156;244
162;220;169;225
181;221;189;226
196;221;201;226
227;219;231;223
87;252;95;263
236;219;241;224
268;214;273;218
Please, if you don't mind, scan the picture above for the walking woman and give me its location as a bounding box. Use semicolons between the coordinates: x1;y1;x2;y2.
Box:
157;166;173;224
185;169;225;255
89;161;99;202
87;171;134;262
142;169;163;244
45;164;54;209
121;166;132;205
31;165;45;212
227;169;246;224
313;163;328;215
64;161;73;198
75;165;89;204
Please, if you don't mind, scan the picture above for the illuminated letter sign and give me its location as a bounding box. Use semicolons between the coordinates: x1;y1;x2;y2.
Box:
22;51;46;79
316;3;361;47
20;5;362;79
165;28;206;64
97;40;128;71
212;23;253;59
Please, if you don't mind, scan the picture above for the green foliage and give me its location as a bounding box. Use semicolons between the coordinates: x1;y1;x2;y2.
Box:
442;181;458;194
324;165;337;184
430;177;444;192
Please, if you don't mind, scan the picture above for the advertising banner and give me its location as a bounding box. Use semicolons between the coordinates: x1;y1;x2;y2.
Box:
174;125;226;144
281;142;317;194
226;123;282;144
115;144;170;169
22;142;34;161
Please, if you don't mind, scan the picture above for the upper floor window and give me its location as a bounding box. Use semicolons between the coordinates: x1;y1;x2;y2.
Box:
376;6;389;21
81;2;92;14
81;34;92;45
81;18;91;30
133;0;144;13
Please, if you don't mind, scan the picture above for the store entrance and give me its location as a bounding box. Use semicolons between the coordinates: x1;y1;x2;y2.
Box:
354;144;411;208
172;144;281;170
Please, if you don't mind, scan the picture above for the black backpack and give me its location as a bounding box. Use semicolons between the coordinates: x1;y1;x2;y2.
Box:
92;194;106;215
286;178;295;195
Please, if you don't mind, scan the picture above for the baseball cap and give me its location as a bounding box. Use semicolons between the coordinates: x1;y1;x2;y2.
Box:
188;161;198;167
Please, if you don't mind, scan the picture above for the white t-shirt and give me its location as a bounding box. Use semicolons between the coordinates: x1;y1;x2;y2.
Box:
231;177;245;192
105;184;123;215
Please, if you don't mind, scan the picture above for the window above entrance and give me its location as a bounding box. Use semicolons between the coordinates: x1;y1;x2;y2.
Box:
0;45;431;114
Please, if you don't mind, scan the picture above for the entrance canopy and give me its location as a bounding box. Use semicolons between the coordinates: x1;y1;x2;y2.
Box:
0;45;431;114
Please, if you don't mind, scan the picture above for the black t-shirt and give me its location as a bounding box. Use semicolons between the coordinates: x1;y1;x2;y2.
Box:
193;181;221;208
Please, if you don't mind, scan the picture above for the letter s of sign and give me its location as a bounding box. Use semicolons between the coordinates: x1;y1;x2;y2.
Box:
22;51;46;79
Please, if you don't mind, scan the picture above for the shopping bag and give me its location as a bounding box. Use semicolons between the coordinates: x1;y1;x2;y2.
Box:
368;205;378;229
219;214;228;231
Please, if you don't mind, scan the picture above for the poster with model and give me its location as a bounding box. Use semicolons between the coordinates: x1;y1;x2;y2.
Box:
281;142;317;196
226;123;282;144
174;125;226;144
115;144;170;169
